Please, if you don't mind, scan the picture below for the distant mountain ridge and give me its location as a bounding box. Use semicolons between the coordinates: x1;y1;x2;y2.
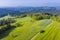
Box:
0;7;60;17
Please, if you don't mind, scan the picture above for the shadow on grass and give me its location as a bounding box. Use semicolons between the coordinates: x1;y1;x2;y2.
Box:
0;26;16;39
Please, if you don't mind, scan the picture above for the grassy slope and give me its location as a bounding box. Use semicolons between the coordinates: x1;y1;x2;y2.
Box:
33;21;60;40
1;17;52;40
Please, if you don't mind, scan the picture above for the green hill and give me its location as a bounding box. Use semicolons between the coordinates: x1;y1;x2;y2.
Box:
0;13;60;40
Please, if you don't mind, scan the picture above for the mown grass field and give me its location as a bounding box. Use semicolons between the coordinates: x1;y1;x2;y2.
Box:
33;21;60;40
1;16;60;40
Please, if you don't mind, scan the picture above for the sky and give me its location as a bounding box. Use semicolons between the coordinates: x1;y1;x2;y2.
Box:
0;0;60;7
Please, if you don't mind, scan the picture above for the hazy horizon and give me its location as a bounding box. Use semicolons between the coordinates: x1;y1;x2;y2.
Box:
0;0;60;7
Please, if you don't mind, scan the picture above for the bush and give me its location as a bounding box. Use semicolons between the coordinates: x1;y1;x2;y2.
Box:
40;30;45;33
16;23;23;27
